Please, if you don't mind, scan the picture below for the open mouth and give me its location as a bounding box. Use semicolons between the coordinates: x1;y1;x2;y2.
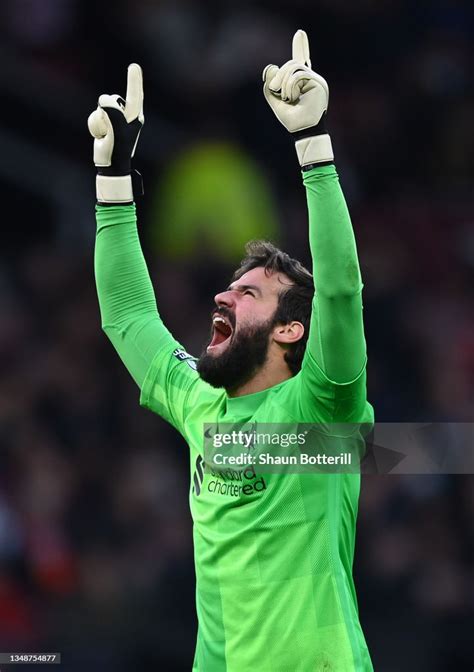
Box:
208;314;234;352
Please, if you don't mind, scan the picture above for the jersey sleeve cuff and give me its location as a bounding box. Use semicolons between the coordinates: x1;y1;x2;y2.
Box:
96;175;133;204
295;134;334;167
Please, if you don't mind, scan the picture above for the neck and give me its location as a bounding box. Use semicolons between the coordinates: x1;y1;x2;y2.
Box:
227;352;293;398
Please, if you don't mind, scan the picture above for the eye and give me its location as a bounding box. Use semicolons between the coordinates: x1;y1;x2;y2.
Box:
243;290;255;297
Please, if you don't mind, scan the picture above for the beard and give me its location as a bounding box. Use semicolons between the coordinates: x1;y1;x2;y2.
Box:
197;316;275;392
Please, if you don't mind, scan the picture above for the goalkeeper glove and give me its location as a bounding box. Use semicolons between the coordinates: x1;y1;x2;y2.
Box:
87;63;144;204
263;30;333;169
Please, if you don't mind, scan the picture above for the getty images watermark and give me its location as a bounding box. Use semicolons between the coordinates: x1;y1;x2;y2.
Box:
203;423;474;475
210;428;352;468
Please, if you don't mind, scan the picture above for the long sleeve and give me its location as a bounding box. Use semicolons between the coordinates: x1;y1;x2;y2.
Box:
303;163;367;384
94;204;178;388
95;204;220;433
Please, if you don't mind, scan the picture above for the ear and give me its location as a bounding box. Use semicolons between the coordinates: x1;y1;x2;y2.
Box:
272;321;305;345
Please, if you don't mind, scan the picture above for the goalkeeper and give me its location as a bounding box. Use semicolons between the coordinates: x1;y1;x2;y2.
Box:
89;30;374;672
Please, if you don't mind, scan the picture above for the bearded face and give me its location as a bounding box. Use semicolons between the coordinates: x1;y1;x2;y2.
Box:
197;306;276;392
196;266;300;393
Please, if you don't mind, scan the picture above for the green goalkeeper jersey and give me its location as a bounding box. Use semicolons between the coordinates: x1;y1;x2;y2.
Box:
95;164;374;671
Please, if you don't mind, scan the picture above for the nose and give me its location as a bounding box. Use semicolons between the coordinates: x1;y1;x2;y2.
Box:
214;289;235;309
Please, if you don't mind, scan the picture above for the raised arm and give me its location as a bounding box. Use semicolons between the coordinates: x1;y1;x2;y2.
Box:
89;66;180;389
303;164;366;383
94;203;175;388
263;30;368;420
89;65;218;434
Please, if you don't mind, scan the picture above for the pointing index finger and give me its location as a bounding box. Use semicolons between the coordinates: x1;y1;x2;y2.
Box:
292;29;311;68
125;63;143;121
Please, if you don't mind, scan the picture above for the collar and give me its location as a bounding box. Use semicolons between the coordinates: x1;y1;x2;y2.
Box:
224;379;288;416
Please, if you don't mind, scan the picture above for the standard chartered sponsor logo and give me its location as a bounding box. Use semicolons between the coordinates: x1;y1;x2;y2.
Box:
193;455;205;496
192;454;267;498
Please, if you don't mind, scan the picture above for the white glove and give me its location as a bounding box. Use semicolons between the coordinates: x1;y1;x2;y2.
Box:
263;30;333;168
88;63;144;204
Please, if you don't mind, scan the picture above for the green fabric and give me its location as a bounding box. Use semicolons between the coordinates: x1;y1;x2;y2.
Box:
95;204;181;388
303;165;367;383
94;164;374;671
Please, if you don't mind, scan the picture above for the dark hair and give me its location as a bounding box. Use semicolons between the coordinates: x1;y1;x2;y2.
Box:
232;240;314;375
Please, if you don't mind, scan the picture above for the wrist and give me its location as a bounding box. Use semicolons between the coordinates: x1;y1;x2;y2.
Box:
98;165;131;177
295;134;334;168
96;174;133;204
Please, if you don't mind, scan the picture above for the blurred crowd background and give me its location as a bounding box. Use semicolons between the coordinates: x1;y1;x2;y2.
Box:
0;0;472;670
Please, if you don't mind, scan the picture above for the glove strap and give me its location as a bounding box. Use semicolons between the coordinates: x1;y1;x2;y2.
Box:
96;174;133;205
295;134;334;169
